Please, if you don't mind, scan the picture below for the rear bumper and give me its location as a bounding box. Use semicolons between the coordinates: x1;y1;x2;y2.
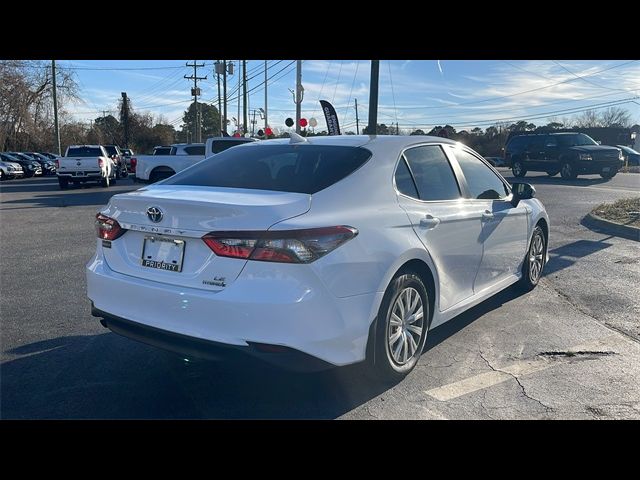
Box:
92;305;334;371
58;171;102;180
86;252;378;367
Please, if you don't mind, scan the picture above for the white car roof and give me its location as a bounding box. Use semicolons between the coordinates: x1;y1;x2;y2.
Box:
251;135;458;149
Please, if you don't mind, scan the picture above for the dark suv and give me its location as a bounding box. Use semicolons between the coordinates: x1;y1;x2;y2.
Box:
505;132;624;180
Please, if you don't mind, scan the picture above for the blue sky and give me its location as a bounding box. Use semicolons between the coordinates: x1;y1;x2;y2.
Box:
60;60;640;133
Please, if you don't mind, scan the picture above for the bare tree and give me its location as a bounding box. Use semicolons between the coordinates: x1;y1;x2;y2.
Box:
599;106;632;128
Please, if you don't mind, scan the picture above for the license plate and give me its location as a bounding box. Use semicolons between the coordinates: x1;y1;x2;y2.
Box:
602;167;610;173
141;236;185;272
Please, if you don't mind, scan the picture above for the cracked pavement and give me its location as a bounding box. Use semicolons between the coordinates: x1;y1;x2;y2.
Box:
1;172;639;419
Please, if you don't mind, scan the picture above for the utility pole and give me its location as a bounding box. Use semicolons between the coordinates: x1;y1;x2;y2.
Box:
264;60;268;132
121;92;129;148
216;61;222;135
295;60;302;134
222;60;228;134
51;60;61;156
237;61;241;134
354;98;360;135
251;109;257;135
368;60;380;135
185;60;207;142
242;60;248;137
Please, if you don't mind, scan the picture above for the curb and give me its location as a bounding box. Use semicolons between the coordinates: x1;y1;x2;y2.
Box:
583;212;640;242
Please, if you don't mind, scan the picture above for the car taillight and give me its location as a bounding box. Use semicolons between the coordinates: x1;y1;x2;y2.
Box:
95;213;126;240
99;158;104;168
202;226;358;263
130;157;137;172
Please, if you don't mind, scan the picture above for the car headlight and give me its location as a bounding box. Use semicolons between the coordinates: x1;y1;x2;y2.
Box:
579;153;592;161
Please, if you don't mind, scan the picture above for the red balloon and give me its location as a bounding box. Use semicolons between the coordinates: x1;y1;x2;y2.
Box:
265;127;273;136
299;118;308;127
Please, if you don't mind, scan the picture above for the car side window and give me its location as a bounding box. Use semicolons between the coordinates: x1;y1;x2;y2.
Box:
184;145;205;155
394;156;419;198
402;145;460;201
452;148;510;200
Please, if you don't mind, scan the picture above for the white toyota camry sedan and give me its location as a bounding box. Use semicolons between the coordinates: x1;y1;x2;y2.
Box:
87;135;549;381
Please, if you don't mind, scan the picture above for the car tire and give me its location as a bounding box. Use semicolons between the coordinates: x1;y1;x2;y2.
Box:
560;161;577;180
368;271;430;383
58;177;68;190
512;161;527;178
547;171;559;177
600;169;617;179
518;225;546;291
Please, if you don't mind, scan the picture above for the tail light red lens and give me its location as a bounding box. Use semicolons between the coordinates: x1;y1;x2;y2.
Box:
99;158;104;168
95;213;126;240
202;226;358;263
130;157;137;172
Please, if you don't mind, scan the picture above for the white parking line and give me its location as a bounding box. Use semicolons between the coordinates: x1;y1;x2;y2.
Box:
425;336;619;402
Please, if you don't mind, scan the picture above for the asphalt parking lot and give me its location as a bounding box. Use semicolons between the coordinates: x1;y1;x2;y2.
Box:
1;172;639;419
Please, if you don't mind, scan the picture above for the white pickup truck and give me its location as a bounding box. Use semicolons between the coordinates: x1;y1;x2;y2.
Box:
56;145;116;190
132;137;256;183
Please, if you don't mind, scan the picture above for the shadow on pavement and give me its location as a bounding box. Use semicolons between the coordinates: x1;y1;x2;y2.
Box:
0;185;137;209
545;238;613;276
1;286;527;419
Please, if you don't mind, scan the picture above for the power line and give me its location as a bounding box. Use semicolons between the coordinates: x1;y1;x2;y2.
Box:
398;60;639;110
551;60;633;93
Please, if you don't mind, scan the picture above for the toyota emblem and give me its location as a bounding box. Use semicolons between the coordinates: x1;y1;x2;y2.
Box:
147;206;163;223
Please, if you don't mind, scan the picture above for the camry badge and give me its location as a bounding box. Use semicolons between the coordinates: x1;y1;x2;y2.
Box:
147;206;163;223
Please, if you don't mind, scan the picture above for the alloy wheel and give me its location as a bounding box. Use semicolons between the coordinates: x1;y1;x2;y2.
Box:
528;232;545;283
388;287;424;366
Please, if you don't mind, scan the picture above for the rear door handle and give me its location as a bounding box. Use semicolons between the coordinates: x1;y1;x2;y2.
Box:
482;210;494;221
419;214;440;229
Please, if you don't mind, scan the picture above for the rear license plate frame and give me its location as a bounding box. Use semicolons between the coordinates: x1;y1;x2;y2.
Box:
141;236;185;273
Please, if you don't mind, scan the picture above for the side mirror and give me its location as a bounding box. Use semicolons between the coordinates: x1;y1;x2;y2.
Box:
511;182;536;207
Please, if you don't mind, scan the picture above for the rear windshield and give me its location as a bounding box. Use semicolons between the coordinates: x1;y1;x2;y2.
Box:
103;146;118;155
67;147;103;157
164;144;372;194
153;147;172;155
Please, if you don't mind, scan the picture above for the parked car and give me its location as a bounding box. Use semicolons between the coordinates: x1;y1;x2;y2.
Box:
0;155;24;180
616;145;640;166
22;152;57;175
39;152;60;160
4;152;42;177
133;138;255;183
505;132;624;180
56;145;115;189
484;156;507;167
103;145;128;179
88;135;549;381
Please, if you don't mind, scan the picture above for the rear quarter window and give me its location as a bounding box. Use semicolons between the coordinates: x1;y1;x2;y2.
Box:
164;145;372;194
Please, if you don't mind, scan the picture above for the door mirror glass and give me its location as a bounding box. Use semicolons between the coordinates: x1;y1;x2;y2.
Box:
511;182;536;207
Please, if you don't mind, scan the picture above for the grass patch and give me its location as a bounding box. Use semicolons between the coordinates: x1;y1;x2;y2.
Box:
592;197;640;228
